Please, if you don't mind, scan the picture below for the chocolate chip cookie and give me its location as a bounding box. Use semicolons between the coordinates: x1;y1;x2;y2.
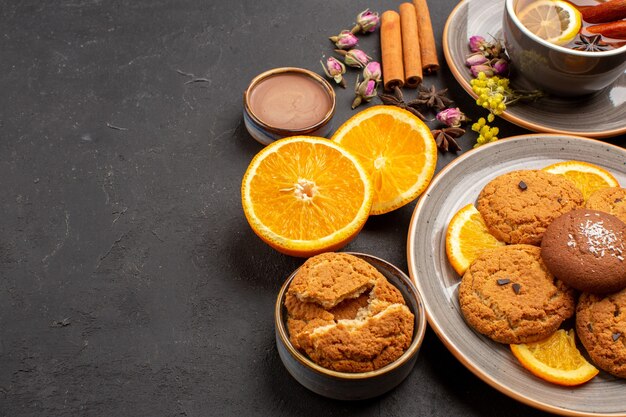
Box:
459;244;575;344
576;288;626;378
477;170;584;245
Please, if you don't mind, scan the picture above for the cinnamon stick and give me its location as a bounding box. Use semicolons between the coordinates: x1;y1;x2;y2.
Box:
381;10;405;90
412;0;439;73
587;20;626;39
581;0;626;23
399;3;423;88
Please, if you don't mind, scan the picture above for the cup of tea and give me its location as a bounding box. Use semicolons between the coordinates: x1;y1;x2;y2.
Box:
502;0;626;97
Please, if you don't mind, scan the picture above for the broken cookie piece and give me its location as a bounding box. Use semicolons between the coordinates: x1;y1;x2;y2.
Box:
288;252;379;309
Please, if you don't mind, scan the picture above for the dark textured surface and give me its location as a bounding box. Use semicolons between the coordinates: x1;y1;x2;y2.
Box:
1;0;624;416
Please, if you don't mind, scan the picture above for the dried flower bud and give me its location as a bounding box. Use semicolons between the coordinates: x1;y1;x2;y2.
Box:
321;57;346;88
363;61;382;82
329;30;359;50
469;34;507;61
470;64;494;78
489;41;503;58
352;9;380;34
436;107;470;128
352;75;377;109
465;52;489;67
469;35;487;52
336;48;371;68
491;58;509;76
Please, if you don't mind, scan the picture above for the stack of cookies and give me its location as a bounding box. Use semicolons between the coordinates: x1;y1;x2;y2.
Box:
455;168;626;380
284;252;415;373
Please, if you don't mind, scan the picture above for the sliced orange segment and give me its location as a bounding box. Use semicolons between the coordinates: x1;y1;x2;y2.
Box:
331;105;437;215
543;160;620;200
241;136;373;257
511;329;599;386
445;204;506;276
517;0;582;46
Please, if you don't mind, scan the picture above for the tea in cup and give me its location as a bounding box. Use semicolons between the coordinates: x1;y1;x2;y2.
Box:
502;0;626;96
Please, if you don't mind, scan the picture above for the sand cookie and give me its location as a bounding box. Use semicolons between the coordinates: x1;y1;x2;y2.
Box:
285;290;369;350
586;187;626;224
459;244;575;344
541;209;626;294
576;288;626;378
285;252;414;372
296;301;414;373
288;252;380;308
286;273;405;341
477;170;584;245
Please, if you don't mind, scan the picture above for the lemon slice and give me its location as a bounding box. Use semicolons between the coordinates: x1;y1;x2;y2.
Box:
517;0;582;46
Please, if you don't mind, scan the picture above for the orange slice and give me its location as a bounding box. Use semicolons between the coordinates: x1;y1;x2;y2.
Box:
241;136;373;257
331;105;437;215
543;160;619;200
511;329;599;386
445;204;506;276
517;0;582;46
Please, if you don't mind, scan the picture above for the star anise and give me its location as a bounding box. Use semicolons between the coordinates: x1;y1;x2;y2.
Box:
378;85;427;120
573;34;609;52
431;127;465;153
412;84;454;111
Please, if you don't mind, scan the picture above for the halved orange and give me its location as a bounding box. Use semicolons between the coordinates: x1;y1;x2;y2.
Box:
543;160;620;200
511;329;599;386
241;136;373;257
445;204;505;276
331;105;437;215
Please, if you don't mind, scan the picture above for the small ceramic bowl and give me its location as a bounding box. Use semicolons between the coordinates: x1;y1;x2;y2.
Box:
243;67;336;146
503;0;626;97
274;252;427;400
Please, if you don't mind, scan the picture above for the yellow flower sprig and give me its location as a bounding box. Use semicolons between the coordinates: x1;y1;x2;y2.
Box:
469;72;543;147
471;117;499;147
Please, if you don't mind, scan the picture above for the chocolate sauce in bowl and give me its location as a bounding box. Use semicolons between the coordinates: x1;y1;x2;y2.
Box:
248;73;333;130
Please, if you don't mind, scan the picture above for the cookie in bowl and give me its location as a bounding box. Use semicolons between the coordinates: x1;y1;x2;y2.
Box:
275;252;426;400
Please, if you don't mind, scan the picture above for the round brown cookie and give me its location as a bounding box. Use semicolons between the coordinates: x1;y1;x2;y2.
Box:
296;301;414;373
586;187;626;224
459;244;575;344
288;252;379;309
477;170;584;245
541;209;626;294
576;288;626;378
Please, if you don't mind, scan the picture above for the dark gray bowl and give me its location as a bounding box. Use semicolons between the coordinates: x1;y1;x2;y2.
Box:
274;252;427;400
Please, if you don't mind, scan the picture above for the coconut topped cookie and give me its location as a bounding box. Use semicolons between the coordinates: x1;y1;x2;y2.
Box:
541;209;626;294
285;252;414;373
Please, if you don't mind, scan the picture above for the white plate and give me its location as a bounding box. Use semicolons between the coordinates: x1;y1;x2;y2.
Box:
407;134;626;416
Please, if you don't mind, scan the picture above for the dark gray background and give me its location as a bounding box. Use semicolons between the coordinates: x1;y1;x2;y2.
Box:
1;0;624;416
